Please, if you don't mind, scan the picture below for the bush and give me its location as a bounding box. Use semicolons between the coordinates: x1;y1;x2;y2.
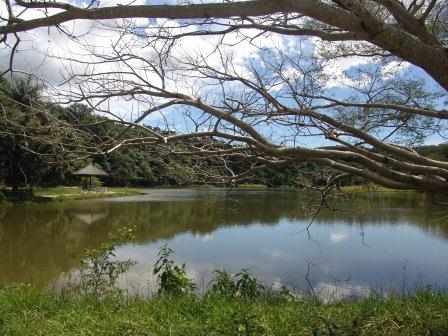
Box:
153;245;196;296
209;268;264;299
210;268;237;297
78;226;136;299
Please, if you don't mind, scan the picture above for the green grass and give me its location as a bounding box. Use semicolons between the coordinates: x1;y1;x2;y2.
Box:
34;186;140;201
237;183;268;189
0;187;140;204
340;184;414;193
1;285;447;335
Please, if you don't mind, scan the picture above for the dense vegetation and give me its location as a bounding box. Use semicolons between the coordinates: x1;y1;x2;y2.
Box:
0;77;220;189
0;77;314;190
1;76;447;192
1;285;447;336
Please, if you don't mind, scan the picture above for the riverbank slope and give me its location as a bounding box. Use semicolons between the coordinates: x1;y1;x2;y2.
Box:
1;285;447;335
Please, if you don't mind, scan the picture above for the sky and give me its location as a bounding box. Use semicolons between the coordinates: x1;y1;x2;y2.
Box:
1;0;447;147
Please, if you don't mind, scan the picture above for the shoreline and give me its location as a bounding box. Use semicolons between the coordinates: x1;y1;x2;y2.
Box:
1;284;447;335
0;186;141;204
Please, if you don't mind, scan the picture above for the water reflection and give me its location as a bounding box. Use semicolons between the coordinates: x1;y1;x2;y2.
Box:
73;211;108;225
0;189;447;296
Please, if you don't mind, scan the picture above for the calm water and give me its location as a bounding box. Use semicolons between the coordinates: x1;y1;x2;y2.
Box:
1;189;448;299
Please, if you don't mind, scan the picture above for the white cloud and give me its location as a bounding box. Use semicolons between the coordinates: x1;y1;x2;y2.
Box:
330;232;348;244
0;8;309;129
380;60;408;79
270;277;283;291
2;6;415;133
261;247;291;260
314;282;371;303
313;39;373;88
0;2;7;22
197;233;213;241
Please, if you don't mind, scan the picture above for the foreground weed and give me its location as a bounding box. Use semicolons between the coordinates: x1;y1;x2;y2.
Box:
229;309;266;336
1;282;448;335
79;226;137;299
235;269;264;299
153;244;196;296
210;268;237;297
209;268;264;299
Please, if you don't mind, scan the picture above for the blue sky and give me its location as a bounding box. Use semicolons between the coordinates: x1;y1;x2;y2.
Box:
3;0;446;147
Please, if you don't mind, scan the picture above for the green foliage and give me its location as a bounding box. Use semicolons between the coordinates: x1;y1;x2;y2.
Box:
1;73;446;191
0;76;85;188
209;268;264;299
0;75;346;190
210;268;237;297
1;285;448;335
78;226;137;299
0;191;5;202
0;76;322;189
153;244;196;296
416;143;448;161
228;309;266;335
81;176;103;190
234;269;264;299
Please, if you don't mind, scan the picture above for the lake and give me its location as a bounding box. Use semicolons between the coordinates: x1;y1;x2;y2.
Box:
1;188;447;300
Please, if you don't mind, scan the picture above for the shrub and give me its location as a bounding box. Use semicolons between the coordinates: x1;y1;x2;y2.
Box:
78;226;137;299
153;245;196;296
209;268;237;297
209;268;264;299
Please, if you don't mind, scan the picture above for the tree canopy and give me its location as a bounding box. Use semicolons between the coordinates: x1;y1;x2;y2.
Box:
1;0;447;192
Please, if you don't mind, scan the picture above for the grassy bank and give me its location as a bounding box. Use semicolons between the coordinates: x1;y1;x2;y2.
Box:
339;184;413;193
339;185;448;203
0;285;447;335
34;186;141;201
0;187;140;204
1;232;448;335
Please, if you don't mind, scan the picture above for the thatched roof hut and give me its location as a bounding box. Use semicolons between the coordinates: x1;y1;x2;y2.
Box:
73;164;108;177
73;164;108;190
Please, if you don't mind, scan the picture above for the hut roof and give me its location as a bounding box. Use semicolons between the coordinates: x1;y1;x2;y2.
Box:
73;164;108;176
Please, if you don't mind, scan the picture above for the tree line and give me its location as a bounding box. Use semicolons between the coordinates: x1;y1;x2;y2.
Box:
1;76;446;191
0;77;200;189
0;76;309;189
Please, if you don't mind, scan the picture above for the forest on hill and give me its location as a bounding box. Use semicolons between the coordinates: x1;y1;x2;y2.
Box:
0;77;305;189
1;76;447;190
